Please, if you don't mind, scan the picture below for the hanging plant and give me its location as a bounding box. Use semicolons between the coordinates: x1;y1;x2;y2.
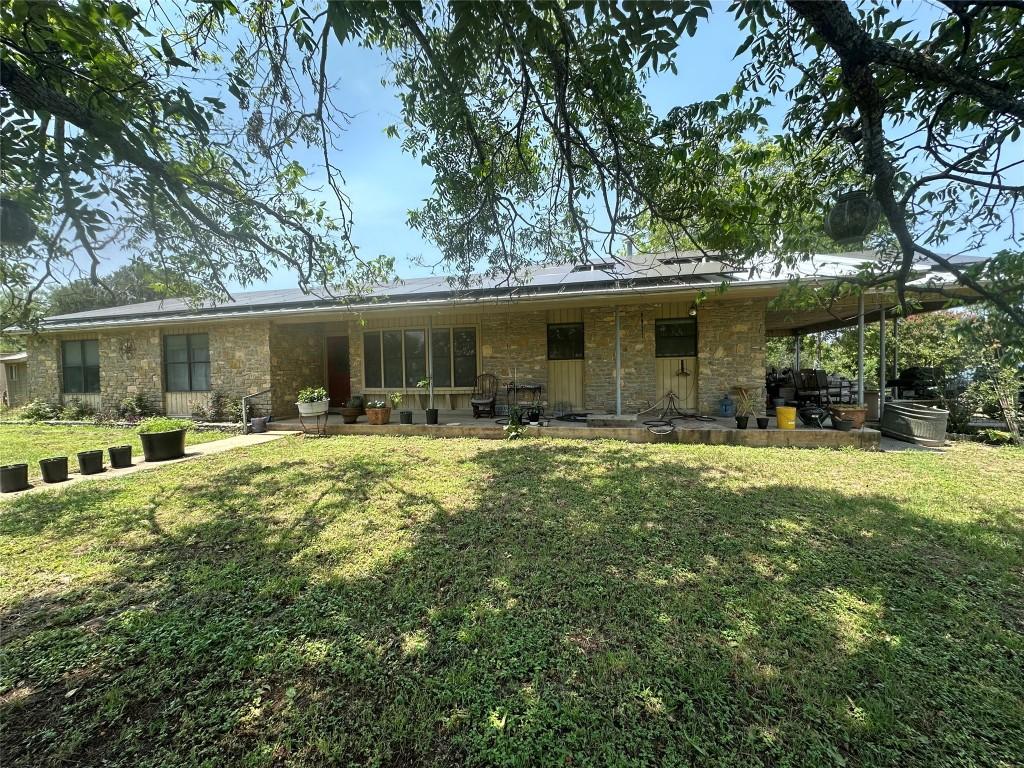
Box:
824;190;882;245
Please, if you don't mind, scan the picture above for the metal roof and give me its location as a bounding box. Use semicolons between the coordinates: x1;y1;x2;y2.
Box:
32;249;979;331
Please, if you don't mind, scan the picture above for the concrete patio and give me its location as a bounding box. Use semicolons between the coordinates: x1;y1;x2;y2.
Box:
267;409;881;449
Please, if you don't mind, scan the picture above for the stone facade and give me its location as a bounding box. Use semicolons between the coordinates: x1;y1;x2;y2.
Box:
696;297;768;415
23;296;769;419
269;322;328;416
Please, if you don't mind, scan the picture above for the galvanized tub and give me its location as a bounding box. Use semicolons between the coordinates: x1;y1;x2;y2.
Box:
880;401;949;447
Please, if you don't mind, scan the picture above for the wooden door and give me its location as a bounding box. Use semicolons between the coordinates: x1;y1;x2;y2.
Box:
326;336;351;407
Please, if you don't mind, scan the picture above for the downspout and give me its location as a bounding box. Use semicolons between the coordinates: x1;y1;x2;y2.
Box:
614;306;622;416
857;293;865;404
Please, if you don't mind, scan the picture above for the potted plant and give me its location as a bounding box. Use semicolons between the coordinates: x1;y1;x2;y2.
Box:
138;417;191;461
108;445;132;468
734;387;754;429
392;392;413;424
340;397;363;424
40;456;69;483
296;386;329;417
0;463;29;493
366;394;400;426
77;449;104;475
830;402;868;429
417;378;438;425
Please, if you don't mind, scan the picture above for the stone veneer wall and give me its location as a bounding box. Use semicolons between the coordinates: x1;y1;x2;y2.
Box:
26;321;272;415
696;297;768;415
269;322;327;416
479;309;548;386
582;305;657;413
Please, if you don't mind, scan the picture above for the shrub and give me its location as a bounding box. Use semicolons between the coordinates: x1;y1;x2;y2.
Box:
978;428;1015;446
19;399;60;422
138;417;192;434
297;386;328;403
191;401;209;420
115;394;157;423
60;397;95;421
227;399;245;423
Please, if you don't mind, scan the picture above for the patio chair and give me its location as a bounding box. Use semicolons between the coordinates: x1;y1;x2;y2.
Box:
471;373;498;418
795;369;831;406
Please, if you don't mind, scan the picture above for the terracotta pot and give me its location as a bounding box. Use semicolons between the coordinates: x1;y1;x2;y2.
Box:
366;407;391;425
830;405;867;429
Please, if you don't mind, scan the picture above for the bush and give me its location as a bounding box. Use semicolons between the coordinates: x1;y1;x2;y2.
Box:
116;394;157;422
226;399;245;423
191;401;209;420
19;399;60;422
978;428;1015;446
60;397;95;421
138;417;192;434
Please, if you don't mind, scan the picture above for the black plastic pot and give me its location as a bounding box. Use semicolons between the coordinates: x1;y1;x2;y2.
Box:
1;464;29;493
735;416;749;429
425;408;439;425
77;450;104;475
832;418;855;432
399;410;414;425
756;417;770;429
40;456;69;483
108;445;133;468
140;428;186;462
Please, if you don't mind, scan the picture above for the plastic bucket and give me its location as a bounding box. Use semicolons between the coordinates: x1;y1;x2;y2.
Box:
776;406;797;430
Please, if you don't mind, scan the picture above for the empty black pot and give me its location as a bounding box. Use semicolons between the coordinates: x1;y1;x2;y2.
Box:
1;464;29;493
756;417;770;429
735;416;749;429
140;428;186;461
425;408;439;425
832;418;855;432
108;445;132;468
399;410;414;425
77;450;104;475
40;456;69;483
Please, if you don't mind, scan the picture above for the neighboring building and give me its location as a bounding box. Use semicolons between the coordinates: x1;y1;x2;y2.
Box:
13;252;967;418
1;351;28;408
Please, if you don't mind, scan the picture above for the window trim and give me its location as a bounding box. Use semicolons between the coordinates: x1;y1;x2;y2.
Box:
547;322;585;361
654;317;698;358
363;325;478;391
61;339;100;394
163;333;211;392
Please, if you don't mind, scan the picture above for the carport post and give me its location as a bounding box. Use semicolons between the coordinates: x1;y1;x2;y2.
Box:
794;334;801;371
879;307;887;418
857;293;865;404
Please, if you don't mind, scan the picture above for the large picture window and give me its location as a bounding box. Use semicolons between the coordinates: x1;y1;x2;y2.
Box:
62;340;100;393
547;323;584;360
164;333;210;391
655;318;697;357
364;327;477;388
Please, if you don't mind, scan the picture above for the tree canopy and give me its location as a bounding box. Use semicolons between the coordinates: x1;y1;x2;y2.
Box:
2;0;1022;344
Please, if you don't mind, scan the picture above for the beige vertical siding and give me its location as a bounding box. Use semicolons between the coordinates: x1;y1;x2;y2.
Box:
61;392;102;411
654;357;698;411
164;391;211;418
546;308;585;412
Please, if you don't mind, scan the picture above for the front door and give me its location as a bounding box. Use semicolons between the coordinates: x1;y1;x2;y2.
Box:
326;336;351;407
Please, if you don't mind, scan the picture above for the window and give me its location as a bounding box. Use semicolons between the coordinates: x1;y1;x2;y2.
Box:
547;323;584;360
655;318;697;357
164;333;210;391
364;327;477;388
62;340;100;393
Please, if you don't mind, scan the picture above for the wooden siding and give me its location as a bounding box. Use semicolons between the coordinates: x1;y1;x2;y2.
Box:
654;357;698;411
546;308;585;412
61;392;102;411
164;390;211;418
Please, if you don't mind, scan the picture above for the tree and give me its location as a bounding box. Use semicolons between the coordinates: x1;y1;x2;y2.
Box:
3;1;1022;349
45;261;175;315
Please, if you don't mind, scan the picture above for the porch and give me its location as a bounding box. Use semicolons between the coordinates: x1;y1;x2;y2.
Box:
266;409;880;449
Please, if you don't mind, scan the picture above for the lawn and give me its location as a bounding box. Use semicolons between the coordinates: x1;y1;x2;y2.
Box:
0;436;1022;767
0;424;229;480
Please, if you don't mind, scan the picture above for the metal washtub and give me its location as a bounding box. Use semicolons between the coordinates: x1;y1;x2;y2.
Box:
880;401;950;447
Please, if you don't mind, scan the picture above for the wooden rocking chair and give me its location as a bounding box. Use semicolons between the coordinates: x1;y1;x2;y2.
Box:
471;373;498;418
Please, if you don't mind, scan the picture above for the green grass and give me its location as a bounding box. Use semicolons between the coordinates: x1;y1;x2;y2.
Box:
0;424;229;480
1;436;1022;767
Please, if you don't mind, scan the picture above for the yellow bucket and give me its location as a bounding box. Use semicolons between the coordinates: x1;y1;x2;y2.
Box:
776;406;797;430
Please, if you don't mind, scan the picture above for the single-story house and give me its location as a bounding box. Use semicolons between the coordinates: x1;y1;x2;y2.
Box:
1;351;28;408
15;251;970;420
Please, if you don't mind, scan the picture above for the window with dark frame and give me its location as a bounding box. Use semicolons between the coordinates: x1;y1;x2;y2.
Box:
61;340;100;394
655;318;698;357
364;327;477;389
547;323;585;360
163;333;210;392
